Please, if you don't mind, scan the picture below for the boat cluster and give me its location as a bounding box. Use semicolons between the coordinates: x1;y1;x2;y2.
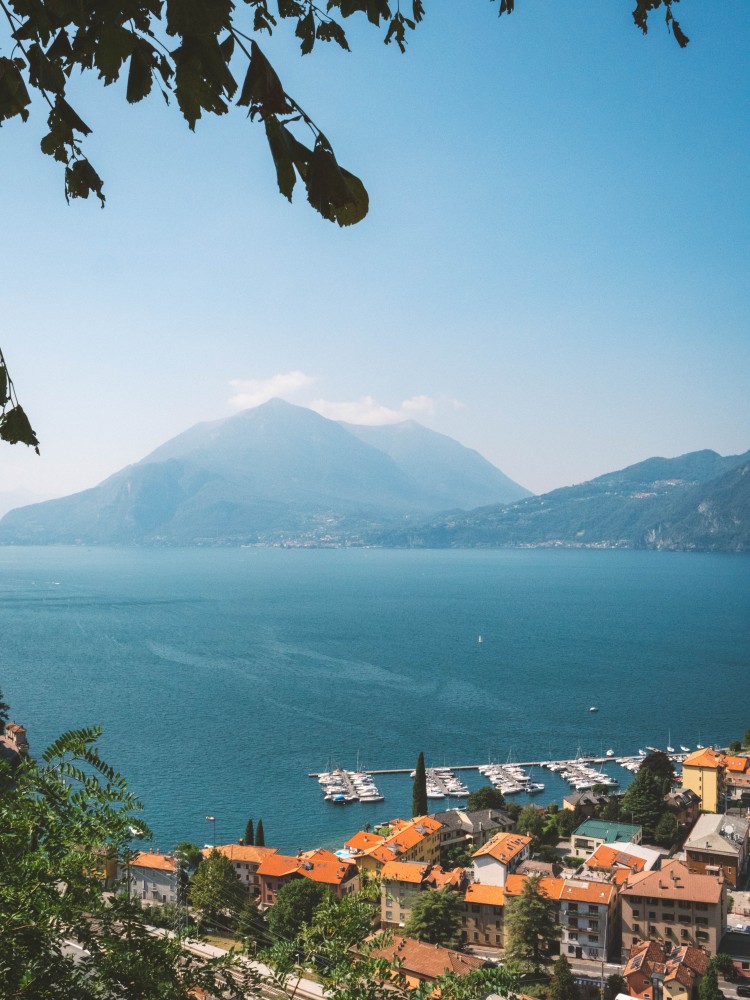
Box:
318;768;384;805
424;767;470;799
478;763;545;796
542;759;619;791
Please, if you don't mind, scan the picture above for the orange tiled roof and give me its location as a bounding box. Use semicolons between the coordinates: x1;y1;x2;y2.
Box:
428;866;464;889
464;882;505;906
612;869;632;886
473;832;531;865
257;854;299;878
503;874;564;899
560;880;614;905
621;859;723;904
367;934;485;981
381;861;429;883
346;830;386;853
683;748;725;770
206;844;278;864
297;849;357;886
129;851;178;873
586;844;646;873
410;816;442;835
724;756;749;773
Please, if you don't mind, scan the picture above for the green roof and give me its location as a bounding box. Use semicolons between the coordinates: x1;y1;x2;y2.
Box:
572;819;642;842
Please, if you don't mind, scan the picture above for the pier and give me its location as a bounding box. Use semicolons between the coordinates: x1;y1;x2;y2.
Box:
308;750;690;780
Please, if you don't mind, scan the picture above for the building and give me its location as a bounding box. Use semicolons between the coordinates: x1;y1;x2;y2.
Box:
3;722;29;755
584;843;664;883
684;813;749;888
364;933;486;988
380;860;464;929
472;832;532;886
663;789;701;830
571;820;642;860
619;859;727;958
204;843;279;897
724;756;750;808
257;848;359;905
562;791;610;816
681;748;726;813
623;939;709;1000
559;877;617;961
434;808;513;858
121;850;181;905
462;882;506;949
343;816;443;875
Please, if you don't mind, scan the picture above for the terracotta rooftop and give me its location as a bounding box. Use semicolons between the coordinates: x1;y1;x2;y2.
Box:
205;844;278;865
724;756;749;773
297;849;357;886
473;832;531;865
560;879;614;905
345;830;385;853
381;861;430;884
586;844;647;873
129;850;178;873
464;882;505;906
683;747;725;770
621;859;724;904
257;854;299;878
367;934;485;981
504;874;564;900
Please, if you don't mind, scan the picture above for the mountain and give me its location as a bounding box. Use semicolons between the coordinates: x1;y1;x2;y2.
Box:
0;399;529;545
341;420;529;509
375;448;750;553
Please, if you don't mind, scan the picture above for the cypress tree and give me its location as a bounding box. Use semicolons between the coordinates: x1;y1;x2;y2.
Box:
244;819;254;846
256;818;265;847
412;752;428;817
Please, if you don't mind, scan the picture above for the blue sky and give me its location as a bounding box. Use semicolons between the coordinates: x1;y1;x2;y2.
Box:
1;0;748;501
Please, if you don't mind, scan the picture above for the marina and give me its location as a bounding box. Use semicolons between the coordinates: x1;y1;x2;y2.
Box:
309;749;693;798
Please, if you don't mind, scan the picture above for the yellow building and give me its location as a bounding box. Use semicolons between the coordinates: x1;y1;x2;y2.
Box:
681;747;726;813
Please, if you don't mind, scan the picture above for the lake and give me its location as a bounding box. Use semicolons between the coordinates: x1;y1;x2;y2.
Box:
1;546;748;854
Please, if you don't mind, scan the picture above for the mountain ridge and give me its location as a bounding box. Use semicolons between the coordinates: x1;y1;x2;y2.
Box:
0;400;529;545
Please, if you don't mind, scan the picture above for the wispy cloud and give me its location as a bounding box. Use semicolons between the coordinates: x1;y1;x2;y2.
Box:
310;394;462;425
227;374;462;426
228;371;316;409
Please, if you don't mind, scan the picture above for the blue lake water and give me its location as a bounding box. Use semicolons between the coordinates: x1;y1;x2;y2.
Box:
1;547;748;855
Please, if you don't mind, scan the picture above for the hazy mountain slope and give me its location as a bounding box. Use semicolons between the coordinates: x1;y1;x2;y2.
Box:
0;399;527;545
375;449;750;552
342;420;531;508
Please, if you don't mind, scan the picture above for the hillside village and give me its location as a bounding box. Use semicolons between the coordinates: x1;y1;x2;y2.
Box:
107;738;750;998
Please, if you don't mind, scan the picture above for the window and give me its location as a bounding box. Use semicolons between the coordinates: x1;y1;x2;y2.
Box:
681;930;689;939
649;912;656;919
663;913;674;923
696;932;709;942
472;904;480;913
568;946;576;955
633;910;641;917
495;920;501;929
588;906;598;914
386;912;392;921
634;924;641;933
495;935;501;945
569;903;579;912
696;903;708;911
474;933;478;941
569;933;578;941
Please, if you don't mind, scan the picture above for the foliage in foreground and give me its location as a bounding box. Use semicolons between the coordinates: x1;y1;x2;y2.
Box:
0;725;256;999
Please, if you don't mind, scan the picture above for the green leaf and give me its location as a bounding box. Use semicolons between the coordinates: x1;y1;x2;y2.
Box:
304;140;368;226
26;42;66;94
296;10;315;54
0;405;40;453
237;41;291;116
0;365;8;407
127;38;156;103
277;0;305;17
94;24;137;85
0;57;32;124
65;158;106;206
315;19;350;50
671;18;689;48
265;116;300;200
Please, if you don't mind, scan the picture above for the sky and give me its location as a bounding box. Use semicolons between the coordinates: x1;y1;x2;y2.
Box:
1;0;748;503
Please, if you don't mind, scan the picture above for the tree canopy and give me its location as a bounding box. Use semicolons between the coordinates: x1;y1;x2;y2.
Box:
466;785;506;812
620;767;667;840
0;724;250;998
412;751;427;817
189;847;247;927
504;874;560;970
403;889;462;948
267;877;329;940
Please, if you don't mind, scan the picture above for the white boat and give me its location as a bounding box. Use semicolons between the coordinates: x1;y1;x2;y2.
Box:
589;706;599;712
606;749;615;757
666;731;674;754
680;745;691;752
477;635;483;644
638;749;646;756
525;782;545;794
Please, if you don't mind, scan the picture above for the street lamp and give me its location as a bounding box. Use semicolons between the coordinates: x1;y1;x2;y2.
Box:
206;815;217;845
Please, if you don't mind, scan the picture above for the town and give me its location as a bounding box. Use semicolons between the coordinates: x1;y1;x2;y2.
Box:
6;706;747;1000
